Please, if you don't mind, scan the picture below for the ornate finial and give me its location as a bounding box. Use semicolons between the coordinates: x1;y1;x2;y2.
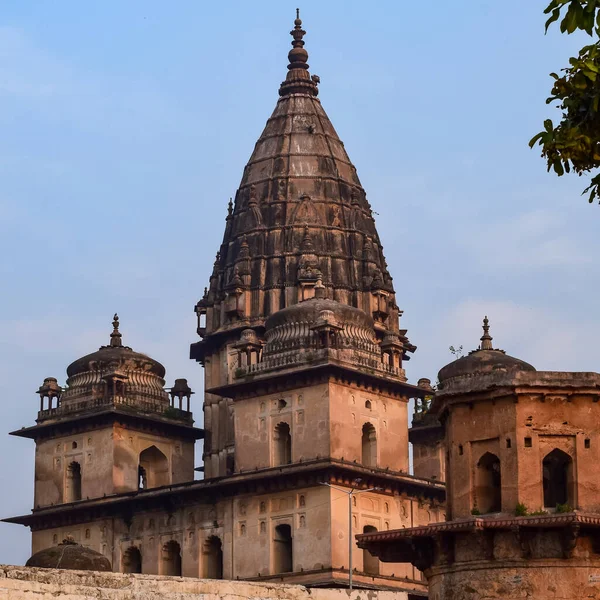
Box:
279;10;317;96
227;198;233;218
480;315;493;350
289;9;308;70
110;313;122;347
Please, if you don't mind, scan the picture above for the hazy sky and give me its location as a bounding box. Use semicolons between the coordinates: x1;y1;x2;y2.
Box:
1;1;597;564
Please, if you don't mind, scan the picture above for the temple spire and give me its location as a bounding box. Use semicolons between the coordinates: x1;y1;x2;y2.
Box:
279;9;318;96
110;313;122;348
480;316;493;350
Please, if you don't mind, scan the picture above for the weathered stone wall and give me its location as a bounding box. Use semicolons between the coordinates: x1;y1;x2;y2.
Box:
0;565;409;600
428;559;600;600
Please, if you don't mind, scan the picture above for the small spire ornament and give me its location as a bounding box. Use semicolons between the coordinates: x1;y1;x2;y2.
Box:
480;316;493;350
110;313;122;348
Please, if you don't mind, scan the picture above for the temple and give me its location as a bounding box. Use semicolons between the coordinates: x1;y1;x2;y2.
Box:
358;318;600;599
8;13;600;600
4;13;443;597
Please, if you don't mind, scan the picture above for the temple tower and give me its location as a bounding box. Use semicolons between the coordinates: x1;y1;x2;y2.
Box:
11;315;201;551
189;12;443;592
359;318;600;600
191;10;413;480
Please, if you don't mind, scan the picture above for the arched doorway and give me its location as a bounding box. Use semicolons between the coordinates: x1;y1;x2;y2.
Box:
65;461;82;502
543;449;573;508
475;452;501;513
362;525;379;575
361;423;377;467
122;546;142;574
274;423;291;466
203;536;223;579
273;524;293;573
161;540;182;576
139;446;169;488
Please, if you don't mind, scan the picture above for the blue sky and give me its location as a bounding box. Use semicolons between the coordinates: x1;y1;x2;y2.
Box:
0;1;597;564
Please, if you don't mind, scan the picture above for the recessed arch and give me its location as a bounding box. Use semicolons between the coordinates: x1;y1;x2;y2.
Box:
543;448;573;508
65;461;82;502
122;546;142;574
475;452;501;514
361;423;377;467
202;536;223;579
161;540;181;576
362;525;379;575
273;524;293;574
138;445;169;489
274;422;291;466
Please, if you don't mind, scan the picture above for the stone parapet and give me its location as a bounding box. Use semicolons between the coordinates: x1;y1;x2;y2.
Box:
0;565;410;600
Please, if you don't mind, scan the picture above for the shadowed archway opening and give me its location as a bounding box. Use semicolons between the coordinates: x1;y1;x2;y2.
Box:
362;525;380;575
161;540;182;576
361;423;377;467
65;461;82;502
273;524;293;574
122;546;142;574
475;452;501;513
274;423;291;466
139;445;169;489
202;536;223;579
543;448;573;508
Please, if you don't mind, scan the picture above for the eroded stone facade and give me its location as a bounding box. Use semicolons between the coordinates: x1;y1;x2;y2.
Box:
5;13;444;598
359;319;600;599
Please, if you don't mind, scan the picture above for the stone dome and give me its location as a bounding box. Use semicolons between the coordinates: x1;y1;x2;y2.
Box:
438;317;535;386
263;296;378;358
265;297;374;333
66;314;165;379
26;539;112;571
59;314;169;409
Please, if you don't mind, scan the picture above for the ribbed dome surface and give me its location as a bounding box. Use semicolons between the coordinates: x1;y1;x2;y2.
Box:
26;540;112;571
263;297;379;359
438;317;535;386
266;297;374;332
67;345;165;379
438;349;535;384
59;315;169;410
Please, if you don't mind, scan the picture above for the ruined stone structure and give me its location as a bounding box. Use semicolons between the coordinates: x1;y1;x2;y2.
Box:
0;565;412;600
4;13;444;598
358;319;600;599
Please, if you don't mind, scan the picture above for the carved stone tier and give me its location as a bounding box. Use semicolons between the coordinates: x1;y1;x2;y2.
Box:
358;513;600;600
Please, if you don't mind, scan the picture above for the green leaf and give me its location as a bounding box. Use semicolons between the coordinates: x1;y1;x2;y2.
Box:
553;160;565;175
544;119;554;133
529;132;545;148
546;7;562;31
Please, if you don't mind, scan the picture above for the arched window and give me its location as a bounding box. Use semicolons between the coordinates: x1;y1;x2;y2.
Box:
65;461;82;502
138;446;169;489
202;536;223;579
273;524;293;574
361;423;377;467
161;540;182;576
475;452;501;513
362;525;379;575
274;423;291;466
543;449;573;508
122;546;142;574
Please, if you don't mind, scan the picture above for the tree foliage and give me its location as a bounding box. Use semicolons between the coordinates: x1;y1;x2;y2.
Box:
530;0;600;202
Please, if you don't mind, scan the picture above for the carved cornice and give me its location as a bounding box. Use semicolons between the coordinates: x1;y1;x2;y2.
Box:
4;458;444;531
